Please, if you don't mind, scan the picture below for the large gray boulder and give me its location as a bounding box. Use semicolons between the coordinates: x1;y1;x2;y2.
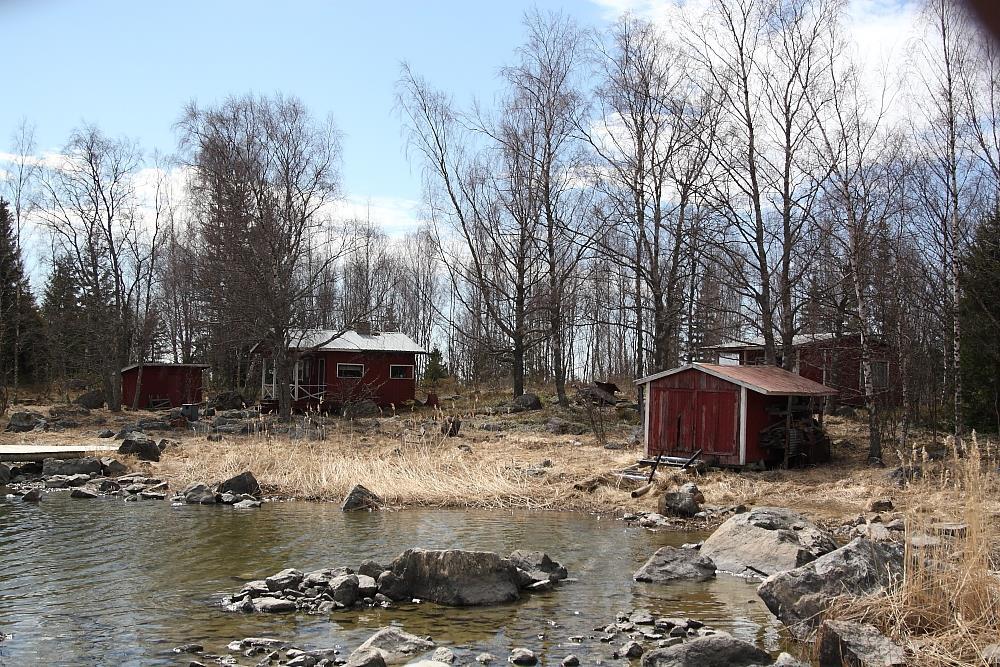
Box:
816;620;906;666
700;507;838;578
354;627;435;665
634;546;717;583
640;636;772;667
5;411;44;433
42;457;103;477
118;433;161;462
378;548;520;606
757;537;904;639
74;389;105;409
345;647;388;667
510;393;542;411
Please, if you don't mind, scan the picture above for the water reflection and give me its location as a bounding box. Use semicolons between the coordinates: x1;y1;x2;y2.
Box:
0;495;785;666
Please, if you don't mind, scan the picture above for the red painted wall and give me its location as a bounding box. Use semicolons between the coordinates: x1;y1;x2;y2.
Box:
121;365;205;409
646;369;741;466
267;350;419;411
318;350;418;407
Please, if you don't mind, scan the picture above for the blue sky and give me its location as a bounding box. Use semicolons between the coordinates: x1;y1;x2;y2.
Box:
2;0;918;236
1;0;609;229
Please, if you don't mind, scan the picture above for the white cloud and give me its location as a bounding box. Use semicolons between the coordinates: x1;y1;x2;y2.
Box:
330;195;425;237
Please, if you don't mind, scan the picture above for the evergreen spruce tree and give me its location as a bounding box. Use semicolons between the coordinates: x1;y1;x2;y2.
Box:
41;254;87;389
423;346;449;388
0;199;42;398
961;211;1000;433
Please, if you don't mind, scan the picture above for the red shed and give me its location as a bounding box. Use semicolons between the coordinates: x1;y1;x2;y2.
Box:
256;329;428;413
121;362;209;409
636;363;837;468
703;333;891;406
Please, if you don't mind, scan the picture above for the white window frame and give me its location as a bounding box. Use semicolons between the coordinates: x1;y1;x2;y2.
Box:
389;364;414;380
336;363;365;379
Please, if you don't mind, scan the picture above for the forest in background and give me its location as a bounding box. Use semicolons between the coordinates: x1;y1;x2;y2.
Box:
1;0;999;445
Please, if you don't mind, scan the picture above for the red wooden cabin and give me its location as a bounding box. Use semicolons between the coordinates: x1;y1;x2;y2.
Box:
256;329;427;413
636;363;837;468
121;363;209;409
703;333;890;406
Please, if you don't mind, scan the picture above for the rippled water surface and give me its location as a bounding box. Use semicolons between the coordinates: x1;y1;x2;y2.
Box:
0;493;784;666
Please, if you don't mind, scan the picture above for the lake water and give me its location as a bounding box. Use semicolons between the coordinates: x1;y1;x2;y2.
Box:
0;493;785;666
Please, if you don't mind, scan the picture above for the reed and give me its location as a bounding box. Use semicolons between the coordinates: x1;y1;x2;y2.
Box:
827;433;1000;666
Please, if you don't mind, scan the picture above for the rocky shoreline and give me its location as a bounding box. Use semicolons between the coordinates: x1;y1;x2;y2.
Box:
223;548;569;615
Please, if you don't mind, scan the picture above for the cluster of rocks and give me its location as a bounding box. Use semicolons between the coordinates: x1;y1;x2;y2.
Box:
585;610;806;667
631;505;909;665
624;483;746;528
4;408;94;433
174;471;263;509
2;456;135;502
223;548;568;615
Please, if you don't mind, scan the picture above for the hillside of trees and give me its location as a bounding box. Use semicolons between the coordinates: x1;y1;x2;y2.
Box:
2;0;999;441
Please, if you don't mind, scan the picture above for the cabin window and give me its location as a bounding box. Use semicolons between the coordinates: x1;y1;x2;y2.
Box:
390;364;414;380
337;363;365;379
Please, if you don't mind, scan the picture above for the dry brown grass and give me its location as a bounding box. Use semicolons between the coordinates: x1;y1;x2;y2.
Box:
826;434;1000;666
158;420;642;511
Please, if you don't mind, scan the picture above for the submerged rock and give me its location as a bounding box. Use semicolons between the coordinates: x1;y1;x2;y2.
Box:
22;488;43;502
509;648;537;665
354;626;434;664
757;537;904;639
634;547;716;583
700;507;837;578
640;636;772;667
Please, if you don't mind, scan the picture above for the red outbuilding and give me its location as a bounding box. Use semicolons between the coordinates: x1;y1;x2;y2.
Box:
703;332;890;406
121;362;209;410
636;363;837;468
255;329;428;413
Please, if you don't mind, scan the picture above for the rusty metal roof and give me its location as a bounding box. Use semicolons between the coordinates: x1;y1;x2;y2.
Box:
635;363;837;396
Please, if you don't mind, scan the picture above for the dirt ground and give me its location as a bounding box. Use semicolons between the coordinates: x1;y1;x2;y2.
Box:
4;394;996;532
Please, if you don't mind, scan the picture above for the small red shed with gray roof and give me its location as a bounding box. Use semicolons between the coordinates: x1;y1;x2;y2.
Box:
635;363;837;468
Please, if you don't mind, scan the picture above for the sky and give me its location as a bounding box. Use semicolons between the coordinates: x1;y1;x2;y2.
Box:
2;0;919;239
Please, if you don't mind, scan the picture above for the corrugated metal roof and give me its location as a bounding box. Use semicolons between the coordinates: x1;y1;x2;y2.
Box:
703;332;842;350
288;329;428;354
121;362;210;373
636;363;837;396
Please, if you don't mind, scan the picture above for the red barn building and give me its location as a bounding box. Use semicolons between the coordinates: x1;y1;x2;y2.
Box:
703;333;890;406
256;329;428;413
121;363;209;409
636;363;837;468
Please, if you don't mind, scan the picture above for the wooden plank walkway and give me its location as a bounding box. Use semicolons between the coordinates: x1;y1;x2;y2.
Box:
0;444;119;463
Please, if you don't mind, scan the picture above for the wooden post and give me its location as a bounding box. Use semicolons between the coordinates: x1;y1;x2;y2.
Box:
783;395;793;469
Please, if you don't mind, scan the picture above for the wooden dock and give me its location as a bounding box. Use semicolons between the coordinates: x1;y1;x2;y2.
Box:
0;444;119;463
